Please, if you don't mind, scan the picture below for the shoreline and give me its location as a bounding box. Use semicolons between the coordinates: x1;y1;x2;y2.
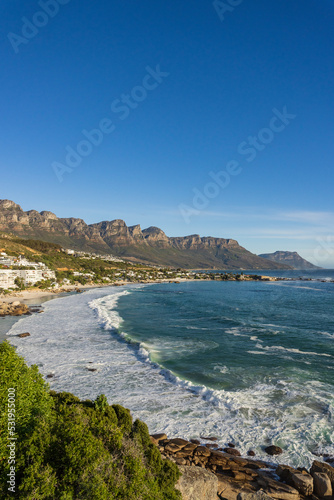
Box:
3;281;334;478
0;283;109;304
1;267;332;306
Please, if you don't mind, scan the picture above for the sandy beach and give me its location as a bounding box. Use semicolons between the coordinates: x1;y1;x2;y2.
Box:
0;283;111;304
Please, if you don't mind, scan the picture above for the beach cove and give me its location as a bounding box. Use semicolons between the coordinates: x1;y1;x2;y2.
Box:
4;271;334;473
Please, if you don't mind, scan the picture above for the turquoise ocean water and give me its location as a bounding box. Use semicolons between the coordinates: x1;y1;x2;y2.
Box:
7;270;334;467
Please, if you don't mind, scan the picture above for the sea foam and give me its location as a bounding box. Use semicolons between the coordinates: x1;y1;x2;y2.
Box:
6;285;334;469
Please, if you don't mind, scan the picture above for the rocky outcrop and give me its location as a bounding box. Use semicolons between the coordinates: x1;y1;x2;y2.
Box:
264;446;283;456
312;472;332;498
153;434;334;500
310;460;334;498
175;465;218;500
0;199;291;269
0;301;30;317
258;251;321;270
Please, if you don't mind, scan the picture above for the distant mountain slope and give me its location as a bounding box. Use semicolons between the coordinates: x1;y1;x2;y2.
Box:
0;199;290;269
259;251;321;270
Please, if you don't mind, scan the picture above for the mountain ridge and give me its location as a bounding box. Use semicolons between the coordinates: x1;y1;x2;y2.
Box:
259;251;320;270
0;199;290;270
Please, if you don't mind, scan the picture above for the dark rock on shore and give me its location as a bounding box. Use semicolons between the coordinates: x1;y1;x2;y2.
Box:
265;445;283;456
191;439;201;445
201;436;218;442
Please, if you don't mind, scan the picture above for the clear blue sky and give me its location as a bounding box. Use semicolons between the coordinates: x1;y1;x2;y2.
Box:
1;0;334;266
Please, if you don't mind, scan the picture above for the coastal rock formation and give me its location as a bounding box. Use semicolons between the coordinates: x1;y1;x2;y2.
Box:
175;465;218;500
311;461;334;490
154;434;334;500
312;472;332;498
264;446;283;456
0;199;291;269
0;301;30;317
258;251;320;270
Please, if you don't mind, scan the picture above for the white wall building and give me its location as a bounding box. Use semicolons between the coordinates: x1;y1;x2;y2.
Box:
0;269;56;289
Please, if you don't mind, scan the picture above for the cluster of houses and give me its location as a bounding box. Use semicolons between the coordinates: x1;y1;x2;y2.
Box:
0;253;56;290
63;248;124;262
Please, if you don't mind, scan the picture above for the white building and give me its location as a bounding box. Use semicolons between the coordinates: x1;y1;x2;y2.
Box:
0;269;56;289
0;257;15;267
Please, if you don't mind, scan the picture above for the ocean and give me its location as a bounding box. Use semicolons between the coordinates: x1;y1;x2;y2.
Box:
6;270;334;468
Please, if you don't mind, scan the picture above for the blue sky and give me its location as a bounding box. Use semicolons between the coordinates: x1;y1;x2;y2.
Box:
1;0;334;267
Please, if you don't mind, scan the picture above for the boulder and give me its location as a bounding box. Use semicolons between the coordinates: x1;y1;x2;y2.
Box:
288;472;313;496
312;472;332;498
190;439;201;445
193;446;212;457
276;465;296;482
257;476;299;500
208;450;229;467
151;433;167;442
175;465;218;500
276;466;313;496
264;446;283;456
17;332;30;338
217;474;257;500
165;442;184;453
170;438;189;447
6;302;30;316
183;443;198;453
311;460;334;488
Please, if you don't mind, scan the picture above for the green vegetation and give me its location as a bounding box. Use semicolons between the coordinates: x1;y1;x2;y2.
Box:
13;277;25;290
13;239;62;254
0;342;181;499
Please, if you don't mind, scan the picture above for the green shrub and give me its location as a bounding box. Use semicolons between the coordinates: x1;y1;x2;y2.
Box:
131;419;152;449
0;342;181;499
112;404;133;435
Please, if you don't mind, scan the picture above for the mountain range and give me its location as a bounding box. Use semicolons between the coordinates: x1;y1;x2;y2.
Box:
259;251;321;270
0;199;300;270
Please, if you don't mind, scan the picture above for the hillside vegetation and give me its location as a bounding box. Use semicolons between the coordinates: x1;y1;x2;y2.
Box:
0;342;181;499
0;232;147;274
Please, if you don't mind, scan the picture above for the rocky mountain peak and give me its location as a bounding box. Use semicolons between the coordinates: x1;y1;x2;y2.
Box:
40;211;58;220
0;200;22;210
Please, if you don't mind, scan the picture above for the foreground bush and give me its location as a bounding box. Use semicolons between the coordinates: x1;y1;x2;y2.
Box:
0;342;181;499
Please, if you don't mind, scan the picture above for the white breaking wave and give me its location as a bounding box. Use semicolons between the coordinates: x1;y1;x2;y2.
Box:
254;343;332;358
6;285;334;469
